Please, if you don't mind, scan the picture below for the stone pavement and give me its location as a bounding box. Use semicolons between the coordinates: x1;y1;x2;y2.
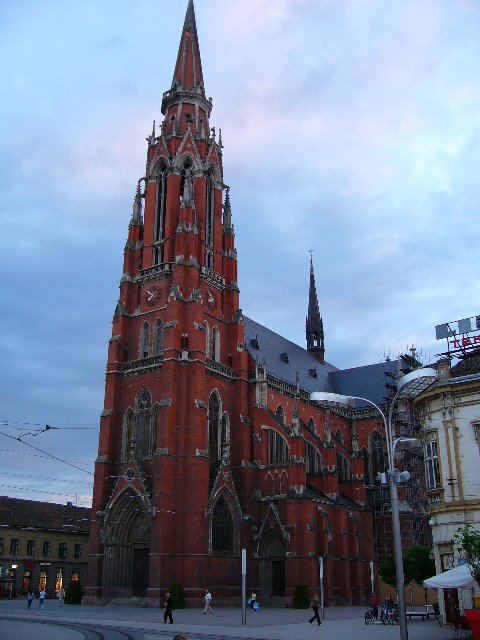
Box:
0;598;457;640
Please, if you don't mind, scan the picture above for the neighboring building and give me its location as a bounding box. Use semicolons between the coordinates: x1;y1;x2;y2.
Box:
85;1;409;607
0;496;90;595
415;349;480;620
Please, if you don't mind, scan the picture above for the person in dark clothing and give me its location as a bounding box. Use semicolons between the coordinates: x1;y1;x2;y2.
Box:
309;594;322;625
163;592;173;624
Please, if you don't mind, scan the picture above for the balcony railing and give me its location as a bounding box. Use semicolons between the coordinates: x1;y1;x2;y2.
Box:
205;358;235;380
426;487;444;504
121;355;163;375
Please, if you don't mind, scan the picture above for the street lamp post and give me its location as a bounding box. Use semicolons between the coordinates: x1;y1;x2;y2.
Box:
310;367;437;640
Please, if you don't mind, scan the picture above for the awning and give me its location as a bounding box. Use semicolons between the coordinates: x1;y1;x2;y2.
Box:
423;564;477;589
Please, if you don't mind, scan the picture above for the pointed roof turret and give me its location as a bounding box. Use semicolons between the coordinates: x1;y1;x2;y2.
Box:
161;0;212;131
306;254;325;364
171;0;204;93
131;180;143;226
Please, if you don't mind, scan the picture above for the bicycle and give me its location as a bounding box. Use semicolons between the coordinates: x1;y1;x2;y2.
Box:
365;605;380;624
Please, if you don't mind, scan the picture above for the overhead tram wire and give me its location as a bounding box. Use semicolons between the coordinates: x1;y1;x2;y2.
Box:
0;446;91;466
0;483;92;502
1;420;97;431
0;429;94;476
0;471;93;485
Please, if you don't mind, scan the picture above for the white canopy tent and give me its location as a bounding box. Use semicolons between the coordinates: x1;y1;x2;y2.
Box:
423;564;477;589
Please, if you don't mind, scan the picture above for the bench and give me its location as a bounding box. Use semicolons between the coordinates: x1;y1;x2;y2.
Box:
405;611;436;620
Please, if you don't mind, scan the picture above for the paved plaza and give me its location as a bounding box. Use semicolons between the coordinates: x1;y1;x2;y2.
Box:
0;598;458;640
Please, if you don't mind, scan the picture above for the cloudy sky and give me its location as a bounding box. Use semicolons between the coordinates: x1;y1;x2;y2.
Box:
1;0;479;506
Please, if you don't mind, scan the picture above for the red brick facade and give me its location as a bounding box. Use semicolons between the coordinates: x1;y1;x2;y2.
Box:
84;1;389;607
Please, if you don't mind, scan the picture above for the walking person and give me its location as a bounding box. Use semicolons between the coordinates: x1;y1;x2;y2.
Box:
385;594;394;624
38;589;46;609
163;592;173;624
203;588;213;614
57;586;65;606
249;591;257;611
308;593;322;625
27;591;34;610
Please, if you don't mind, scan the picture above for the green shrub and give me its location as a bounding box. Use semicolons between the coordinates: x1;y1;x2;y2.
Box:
169;582;185;609
293;584;310;609
64;580;83;605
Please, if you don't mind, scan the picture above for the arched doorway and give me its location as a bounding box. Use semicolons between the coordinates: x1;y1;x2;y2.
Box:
258;531;286;597
102;489;151;598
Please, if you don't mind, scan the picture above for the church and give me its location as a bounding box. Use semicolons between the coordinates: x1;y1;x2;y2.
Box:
84;0;400;607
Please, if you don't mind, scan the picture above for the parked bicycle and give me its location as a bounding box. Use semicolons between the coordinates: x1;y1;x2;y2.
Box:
365;605;381;624
381;603;399;624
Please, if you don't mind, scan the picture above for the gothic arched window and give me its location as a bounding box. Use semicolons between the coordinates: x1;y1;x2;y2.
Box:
305;441;322;474
337;453;351;483
136;389;153;458
212;327;220;362
361;447;370;484
208;392;221;465
154;164;168;265
141;322;150;359
212;495;234;554
122;409;135;461
268;430;289;465
335;429;344;445
154;320;163;356
275;405;285;426
220;412;230;460
307;417;316;434
205;170;215;268
205;322;211;359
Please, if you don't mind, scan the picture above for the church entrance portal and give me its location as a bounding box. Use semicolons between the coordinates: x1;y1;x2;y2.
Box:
259;531;286;598
102;490;151;598
132;548;149;596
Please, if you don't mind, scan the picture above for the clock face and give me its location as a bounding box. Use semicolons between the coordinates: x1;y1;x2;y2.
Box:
205;289;217;310
145;285;161;306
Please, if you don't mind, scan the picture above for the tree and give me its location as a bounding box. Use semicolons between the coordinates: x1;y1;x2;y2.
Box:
453;525;480;586
379;555;398;587
293;584;310;609
169;582;185;609
64;580;83;605
403;545;435;605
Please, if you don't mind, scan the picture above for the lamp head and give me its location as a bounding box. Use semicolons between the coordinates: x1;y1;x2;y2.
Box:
309;391;356;408
397;367;437;397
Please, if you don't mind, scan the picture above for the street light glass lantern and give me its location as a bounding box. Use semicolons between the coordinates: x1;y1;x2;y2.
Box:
397;367;437;396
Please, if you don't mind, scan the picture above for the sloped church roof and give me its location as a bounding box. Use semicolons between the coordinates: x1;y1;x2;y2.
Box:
244;316;397;409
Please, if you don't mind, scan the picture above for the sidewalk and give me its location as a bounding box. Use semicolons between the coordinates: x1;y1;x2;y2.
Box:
0;598;456;640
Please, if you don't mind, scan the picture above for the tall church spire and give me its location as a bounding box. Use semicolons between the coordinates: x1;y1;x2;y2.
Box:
171;0;204;92
306;253;325;364
161;0;212;135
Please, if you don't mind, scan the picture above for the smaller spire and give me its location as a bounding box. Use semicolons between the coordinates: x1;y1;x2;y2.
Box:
223;186;233;232
147;120;156;146
131;180;143;225
306;253;325;364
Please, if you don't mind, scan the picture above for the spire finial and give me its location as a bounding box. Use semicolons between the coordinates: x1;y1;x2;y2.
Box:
309;249;314;275
184;0;197;32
